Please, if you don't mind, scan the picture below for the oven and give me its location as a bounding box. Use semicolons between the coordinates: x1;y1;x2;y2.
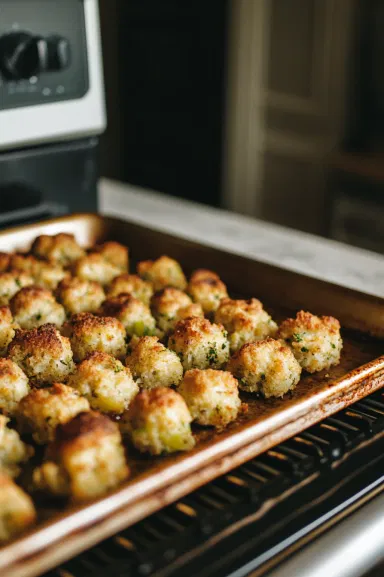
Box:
0;0;106;226
0;3;383;577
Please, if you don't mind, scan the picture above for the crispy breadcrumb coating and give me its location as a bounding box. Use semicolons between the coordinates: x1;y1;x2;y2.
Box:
31;233;85;266
8;324;75;385
99;294;156;338
0;473;36;542
56;277;105;315
215;297;278;352
17;383;90;444
107;273;153;305
0;358;30;416
33;411;129;501
227;338;302;398
10;286;66;329
187;269;228;314
168;317;230;370
64;313;126;361
68;352;138;414
120;388;195;455
178;369;241;427
138;255;187;291
125;336;183;389
277;310;343;373
91;241;129;271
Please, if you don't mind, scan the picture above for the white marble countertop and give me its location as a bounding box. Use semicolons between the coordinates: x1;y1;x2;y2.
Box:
99;178;384;298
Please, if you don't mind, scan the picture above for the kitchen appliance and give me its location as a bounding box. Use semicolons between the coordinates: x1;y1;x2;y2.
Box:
0;214;383;577
0;0;106;226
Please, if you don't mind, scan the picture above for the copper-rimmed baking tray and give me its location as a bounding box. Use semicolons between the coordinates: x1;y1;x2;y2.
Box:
0;213;383;577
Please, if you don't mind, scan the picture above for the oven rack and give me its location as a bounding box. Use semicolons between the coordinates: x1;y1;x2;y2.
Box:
44;388;384;577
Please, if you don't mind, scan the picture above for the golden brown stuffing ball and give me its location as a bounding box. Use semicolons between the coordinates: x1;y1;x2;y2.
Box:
64;313;126;361
227;338;302;398
0;358;30;416
0;473;36;542
0;252;10;273
125;336;183;389
31;233;85;266
91;241;129;271
56;277;105;315
120;388;195;455
72;253;121;286
32;411;129;501
17;383;90;444
178;369;241;428
107;273;154;305
151;288;204;335
0;306;18;356
0;271;34;306
10;254;68;290
8;324;75;386
277;310;343;373
10;286;66;329
0;415;33;478
99;294;156;338
168;317;230;371
137;255;187;292
68;352;138;414
187;269;228;315
214;297;278;352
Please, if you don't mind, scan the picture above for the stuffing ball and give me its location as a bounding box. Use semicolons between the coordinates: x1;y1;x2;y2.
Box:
0;473;36;542
91;241;129;271
0;358;30;416
64;313;126;361
178;369;241;428
187;269;228;315
56;277;105;315
0;415;33;478
32;411;129;501
68;352;138;414
125;336;183;389
168;317;230;371
137;255;187;292
214;297;278;352
17;383;90;444
99;294;156;338
10;286;66;329
227;338;302;398
0;252;10;273
8;324;75;386
10;254;68;290
0;306;18;356
31;233;85;267
151;288;204;335
277;310;343;373
107;273;153;305
120;388;195;455
0;271;34;306
72;253;121;286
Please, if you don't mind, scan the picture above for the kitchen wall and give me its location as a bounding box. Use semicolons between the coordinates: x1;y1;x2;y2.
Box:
224;0;356;235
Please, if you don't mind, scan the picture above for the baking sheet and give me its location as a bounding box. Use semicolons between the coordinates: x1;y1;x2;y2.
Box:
0;213;383;577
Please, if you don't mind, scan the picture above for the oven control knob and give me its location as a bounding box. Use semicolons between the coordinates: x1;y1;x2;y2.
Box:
47;36;71;71
0;32;48;80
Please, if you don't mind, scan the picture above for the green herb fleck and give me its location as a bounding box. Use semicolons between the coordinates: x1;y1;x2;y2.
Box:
301;347;309;353
114;364;123;373
206;346;218;364
260;373;266;381
221;343;226;350
293;333;303;342
331;343;336;349
15;278;22;288
35;313;42;321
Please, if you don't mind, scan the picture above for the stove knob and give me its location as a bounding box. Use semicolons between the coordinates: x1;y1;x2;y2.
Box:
47;36;71;71
0;32;48;80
